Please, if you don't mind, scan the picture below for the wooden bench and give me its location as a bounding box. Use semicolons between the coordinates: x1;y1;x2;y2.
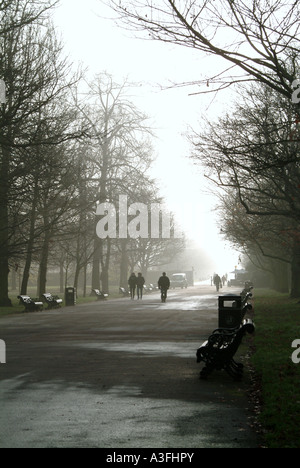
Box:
196;319;255;380
92;289;109;300
42;293;63;309
18;295;44;312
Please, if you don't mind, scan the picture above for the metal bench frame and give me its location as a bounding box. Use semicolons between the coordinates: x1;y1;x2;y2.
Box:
119;287;130;297
92;289;109;300
42;293;63;309
197;319;255;380
18;295;44;312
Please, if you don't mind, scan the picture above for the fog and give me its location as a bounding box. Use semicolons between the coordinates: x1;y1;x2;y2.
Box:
53;0;240;275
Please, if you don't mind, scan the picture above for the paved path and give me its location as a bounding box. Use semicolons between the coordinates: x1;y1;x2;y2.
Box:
0;285;258;448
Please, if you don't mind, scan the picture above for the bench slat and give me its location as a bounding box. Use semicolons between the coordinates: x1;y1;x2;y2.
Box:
42;293;63;309
18;295;44;312
197;319;255;380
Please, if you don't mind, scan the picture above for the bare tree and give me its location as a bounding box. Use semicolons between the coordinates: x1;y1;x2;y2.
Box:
191;82;300;295
0;0;58;36
219;191;291;292
77;73;154;293
0;2;82;305
109;0;300;105
191;84;300;218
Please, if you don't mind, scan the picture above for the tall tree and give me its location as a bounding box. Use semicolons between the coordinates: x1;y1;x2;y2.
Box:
191;83;300;295
77;73;154;293
218;192;291;292
0;1;81;304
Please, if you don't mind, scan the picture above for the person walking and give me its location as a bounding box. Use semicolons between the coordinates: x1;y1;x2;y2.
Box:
158;272;170;303
136;272;145;300
214;274;222;292
128;273;137;300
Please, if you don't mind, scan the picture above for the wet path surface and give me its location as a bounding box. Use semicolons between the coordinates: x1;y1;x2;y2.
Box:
0;286;258;448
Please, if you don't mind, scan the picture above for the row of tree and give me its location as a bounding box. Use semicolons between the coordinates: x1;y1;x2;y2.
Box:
0;0;183;306
109;0;300;297
191;83;300;295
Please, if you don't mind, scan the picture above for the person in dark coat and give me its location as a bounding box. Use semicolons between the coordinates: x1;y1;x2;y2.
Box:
214;274;222;292
136;273;145;300
158;272;170;303
128;273;137;300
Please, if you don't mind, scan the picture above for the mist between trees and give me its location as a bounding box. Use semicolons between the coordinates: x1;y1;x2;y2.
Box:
190;83;300;297
0;1;186;306
2;0;300;305
109;0;300;298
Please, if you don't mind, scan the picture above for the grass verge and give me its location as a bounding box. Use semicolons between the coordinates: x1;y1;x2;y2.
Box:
0;290;122;317
251;289;300;448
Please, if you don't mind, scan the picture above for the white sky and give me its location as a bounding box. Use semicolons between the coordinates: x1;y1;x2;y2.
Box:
52;0;241;273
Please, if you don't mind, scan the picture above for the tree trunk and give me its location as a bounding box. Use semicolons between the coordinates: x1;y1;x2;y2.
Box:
83;263;87;297
101;268;109;294
60;259;64;294
120;240;129;288
73;263;81;291
37;226;51;299
92;109;109;292
0;146;12;306
291;242;300;298
0;259;11;306
11;267;17;291
92;236;101;290
100;238;111;294
21;179;39;295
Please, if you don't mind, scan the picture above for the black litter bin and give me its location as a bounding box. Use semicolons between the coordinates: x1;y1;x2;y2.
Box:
218;294;243;328
65;287;76;306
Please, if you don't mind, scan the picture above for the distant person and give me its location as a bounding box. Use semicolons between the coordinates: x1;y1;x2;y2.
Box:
128;273;137;300
214;274;222;292
137;273;145;300
158;272;170;303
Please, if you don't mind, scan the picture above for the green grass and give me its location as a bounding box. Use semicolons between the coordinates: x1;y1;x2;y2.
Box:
0;288;123;317
251;289;300;448
0;298;23;317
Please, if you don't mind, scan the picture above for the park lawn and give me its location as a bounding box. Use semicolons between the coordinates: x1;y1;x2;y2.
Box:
251;290;300;448
0;295;101;317
0;299;23;317
0;290;122;317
